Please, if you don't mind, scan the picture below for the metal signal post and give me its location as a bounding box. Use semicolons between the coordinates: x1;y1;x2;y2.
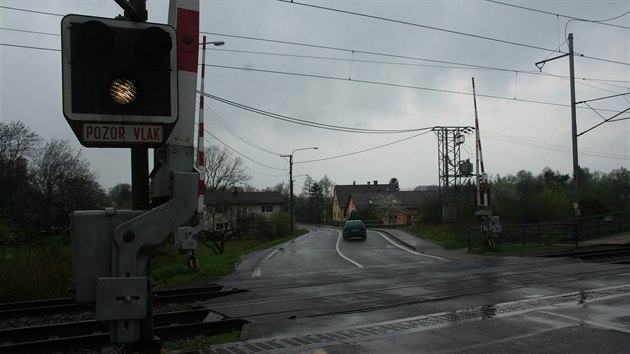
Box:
64;0;205;351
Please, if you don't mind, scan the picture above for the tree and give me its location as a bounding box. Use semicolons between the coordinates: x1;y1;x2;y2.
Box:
201;204;249;254
300;175;314;198
0;121;41;225
203;145;251;192
263;181;289;196
374;193;402;224
308;182;324;223
30;139;102;230
105;183;132;209
318;175;335;220
389;177;400;191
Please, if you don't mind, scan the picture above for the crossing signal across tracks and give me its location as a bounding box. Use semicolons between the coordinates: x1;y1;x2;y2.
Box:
61;14;178;147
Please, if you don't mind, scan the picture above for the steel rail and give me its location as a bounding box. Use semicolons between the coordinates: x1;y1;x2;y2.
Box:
0;285;244;319
0;316;247;353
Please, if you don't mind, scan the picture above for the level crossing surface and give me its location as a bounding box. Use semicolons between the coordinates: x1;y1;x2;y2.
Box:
203;227;630;353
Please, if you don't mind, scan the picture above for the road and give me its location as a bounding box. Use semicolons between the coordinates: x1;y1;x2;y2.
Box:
250;227;444;275
204;227;630;353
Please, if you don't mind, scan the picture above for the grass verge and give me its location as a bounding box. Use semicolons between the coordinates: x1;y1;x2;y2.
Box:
151;229;309;289
400;224;572;256
468;243;571;256
401;224;469;250
0;229;308;302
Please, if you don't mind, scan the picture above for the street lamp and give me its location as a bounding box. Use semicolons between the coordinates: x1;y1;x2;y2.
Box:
196;36;225;213
281;147;318;234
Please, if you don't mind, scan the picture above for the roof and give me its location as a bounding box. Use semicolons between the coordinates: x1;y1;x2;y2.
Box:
205;191;286;206
334;183;395;209
348;191;439;209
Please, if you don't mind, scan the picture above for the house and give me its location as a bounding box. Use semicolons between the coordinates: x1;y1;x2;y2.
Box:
345;190;439;226
332;181;396;223
204;191;285;231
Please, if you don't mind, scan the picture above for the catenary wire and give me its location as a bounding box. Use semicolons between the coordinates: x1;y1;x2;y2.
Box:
201;66;622;114
1;23;627;87
2;35;622;117
485;0;630;30
203;46;629;86
278;0;562;53
2;2;626;67
278;1;629;67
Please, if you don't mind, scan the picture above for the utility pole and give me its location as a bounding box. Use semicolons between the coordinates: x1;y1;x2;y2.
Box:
535;33;580;222
280;154;294;234
568;33;580;219
289;155;294;234
281;147;317;235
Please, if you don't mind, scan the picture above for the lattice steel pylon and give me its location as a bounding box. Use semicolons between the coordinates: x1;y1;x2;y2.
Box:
433;126;474;221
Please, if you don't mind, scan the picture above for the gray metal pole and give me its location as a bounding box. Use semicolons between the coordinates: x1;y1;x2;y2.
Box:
128;0;150;211
289;155;294;235
127;0;153;347
131;148;149;210
568;33;580;220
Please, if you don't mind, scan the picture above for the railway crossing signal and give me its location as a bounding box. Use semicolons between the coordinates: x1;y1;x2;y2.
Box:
61;14;178;147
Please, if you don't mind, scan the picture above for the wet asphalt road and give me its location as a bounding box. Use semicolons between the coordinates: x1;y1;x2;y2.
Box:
204;227;630;353
251;227;444;276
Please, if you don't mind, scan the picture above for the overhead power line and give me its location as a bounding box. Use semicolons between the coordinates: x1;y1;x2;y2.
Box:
0;27;59;36
203;108;281;156
5;21;626;86
202;65;622;113
295;131;432;164
483;130;629;160
0;42;59;51
201;31;629;86
278;1;629;67
485;0;630;30
199;125;287;172
278;0;560;52
200;91;435;134
0;5;63;17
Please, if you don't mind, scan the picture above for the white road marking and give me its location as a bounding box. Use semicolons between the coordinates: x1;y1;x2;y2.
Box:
251;230;313;277
336;230;364;268
376;231;447;261
251;247;282;277
539;310;630;335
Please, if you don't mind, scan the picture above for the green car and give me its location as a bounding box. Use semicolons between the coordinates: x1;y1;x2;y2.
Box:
343;220;367;241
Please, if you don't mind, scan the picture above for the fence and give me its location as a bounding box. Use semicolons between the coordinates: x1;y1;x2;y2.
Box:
466;210;630;251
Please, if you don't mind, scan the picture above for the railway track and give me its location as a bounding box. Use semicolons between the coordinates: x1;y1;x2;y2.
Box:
543;246;630;264
0;285;248;353
0;284;245;319
0;309;248;353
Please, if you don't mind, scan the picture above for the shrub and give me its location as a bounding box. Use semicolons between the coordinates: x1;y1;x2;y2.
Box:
269;211;290;238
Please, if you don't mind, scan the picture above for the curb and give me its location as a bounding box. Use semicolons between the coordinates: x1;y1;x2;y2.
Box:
375;229;418;251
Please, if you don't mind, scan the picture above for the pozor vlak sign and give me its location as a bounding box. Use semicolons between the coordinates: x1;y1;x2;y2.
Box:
61;14;178;147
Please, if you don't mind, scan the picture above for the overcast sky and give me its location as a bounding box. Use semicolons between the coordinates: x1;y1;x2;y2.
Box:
1;0;628;192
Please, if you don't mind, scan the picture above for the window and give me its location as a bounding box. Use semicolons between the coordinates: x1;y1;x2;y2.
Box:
215;206;228;214
215;223;227;231
261;205;273;213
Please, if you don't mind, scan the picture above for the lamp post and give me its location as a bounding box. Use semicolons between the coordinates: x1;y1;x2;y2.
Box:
281;147;318;234
197;36;225;212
